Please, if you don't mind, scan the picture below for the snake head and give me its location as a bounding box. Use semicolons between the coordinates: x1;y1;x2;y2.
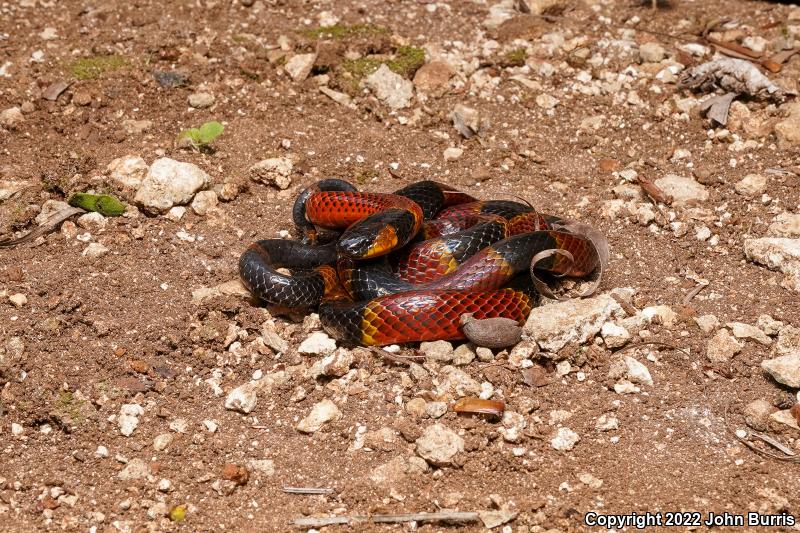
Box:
338;208;417;259
338;223;398;259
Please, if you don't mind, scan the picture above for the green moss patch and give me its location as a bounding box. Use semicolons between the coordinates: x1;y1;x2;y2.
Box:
68;55;128;80
300;23;389;40
502;48;527;67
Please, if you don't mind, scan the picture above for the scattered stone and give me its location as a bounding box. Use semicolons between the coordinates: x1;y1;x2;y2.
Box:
452;343;476;365
153;433;173;451
117;458;150;481
434;366;482;399
134;158;210;214
642;305;678;327
523;289;632;352
639;42;666;63
188;92;215;109
706;329;743;363
774;102;800;148
319;86;353;107
425;401;447;419
420;340;454;362
8;293;27;308
224;381;259;414
221;463;250;486
769;212;800;237
191;190;218;216
169;419;189;433
296;399;341;433
451;104;483;139
758;315;784;336
744;399;774;431
107;156;148;189
82;242;110;258
307;348;354;378
595;414;619;431
771;409;800;430
551;427;580;451
499;412;526;443
535;93;559;109
364;64;414;110
508;341;537;367
35;200;71;224
614;380;639;394
601;322;630;348
761;352;800;388
284;53;317;82
11;422;24;436
118;404;144;436
249;157;293;190
744;238;800;291
405;398;427;417
461;314;522;348
260;322;289;353
122;119;152;135
166;206;186;222
443;147;463;161
415;424;464;466
694;314;719;333
653;175;708;207
247;459;275;477
77;212;107;230
735;174;767;197
479;509;518;529
579;472;604;489
298;331;337;356
42;80;70;101
363;427;398;451
476;346;494;361
484;0;516;29
727;322;771;346
624;356;653;386
0;107;25;129
413;61;454;96
556;361;571;377
777;325;800;355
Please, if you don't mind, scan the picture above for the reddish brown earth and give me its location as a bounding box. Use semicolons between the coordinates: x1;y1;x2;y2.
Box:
1;0;800;531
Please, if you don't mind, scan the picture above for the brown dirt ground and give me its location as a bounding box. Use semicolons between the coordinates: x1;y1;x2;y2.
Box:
1;0;800;531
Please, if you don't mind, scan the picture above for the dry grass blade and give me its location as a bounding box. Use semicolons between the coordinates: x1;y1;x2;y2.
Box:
0;206;85;248
453;397;505;416
682;281;709;305
723;401;800;463
282;486;334;495
293;511;480;527
706;37;762;59
636;175;673;205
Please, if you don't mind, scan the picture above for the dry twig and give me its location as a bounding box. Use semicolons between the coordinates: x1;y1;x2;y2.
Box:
282;486;334;495
293;511;480;527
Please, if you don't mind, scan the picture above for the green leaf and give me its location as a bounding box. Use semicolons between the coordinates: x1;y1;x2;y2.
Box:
95;195;126;216
179;128;202;143
198;121;224;144
68;193;98;211
68;193;126;217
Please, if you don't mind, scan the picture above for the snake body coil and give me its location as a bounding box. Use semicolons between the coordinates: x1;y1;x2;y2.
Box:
239;180;601;346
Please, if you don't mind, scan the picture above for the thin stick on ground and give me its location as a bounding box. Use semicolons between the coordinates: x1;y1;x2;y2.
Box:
282;486;334;495
682;281;709;305
0;206;85;248
293;511;480;527
722;401;800;463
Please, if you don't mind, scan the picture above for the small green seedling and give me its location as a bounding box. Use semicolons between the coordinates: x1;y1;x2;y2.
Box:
68;193;126;216
178;121;224;151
